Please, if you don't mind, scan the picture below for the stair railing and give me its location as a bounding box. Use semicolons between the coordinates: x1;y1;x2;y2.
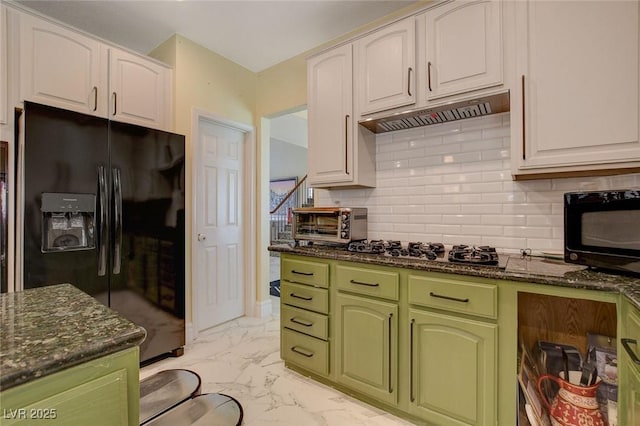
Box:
269;175;312;244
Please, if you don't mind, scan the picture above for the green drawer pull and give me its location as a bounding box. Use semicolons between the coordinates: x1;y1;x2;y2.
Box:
290;293;312;301
290;317;313;327
291;346;314;358
429;292;469;303
292;270;314;276
350;279;380;287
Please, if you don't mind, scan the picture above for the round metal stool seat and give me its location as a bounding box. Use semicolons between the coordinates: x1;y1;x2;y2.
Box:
145;393;244;426
140;369;202;425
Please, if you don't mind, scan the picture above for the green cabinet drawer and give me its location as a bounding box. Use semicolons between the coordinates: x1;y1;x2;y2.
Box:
281;328;329;376
281;304;328;340
281;258;329;288
336;264;399;301
408;273;497;319
281;281;329;314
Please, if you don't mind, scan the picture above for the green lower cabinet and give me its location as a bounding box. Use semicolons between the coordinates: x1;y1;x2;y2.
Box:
335;292;398;406
621;357;640;426
409;309;497;426
621;297;640;425
0;347;139;425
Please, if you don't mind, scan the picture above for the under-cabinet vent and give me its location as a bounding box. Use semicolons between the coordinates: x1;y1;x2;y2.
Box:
359;91;510;134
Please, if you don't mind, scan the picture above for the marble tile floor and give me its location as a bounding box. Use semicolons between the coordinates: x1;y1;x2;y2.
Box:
140;300;414;426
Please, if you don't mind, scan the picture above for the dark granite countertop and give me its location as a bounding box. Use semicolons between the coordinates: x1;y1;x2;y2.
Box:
269;244;640;310
0;283;146;391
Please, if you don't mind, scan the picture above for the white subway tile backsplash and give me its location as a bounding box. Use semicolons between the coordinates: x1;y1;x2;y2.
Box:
443;214;482;225
482;214;526;226
461;204;502;214
313;115;640;252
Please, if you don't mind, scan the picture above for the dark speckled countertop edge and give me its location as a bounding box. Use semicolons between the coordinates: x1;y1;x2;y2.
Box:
0;284;147;391
269;245;640;310
0;328;146;391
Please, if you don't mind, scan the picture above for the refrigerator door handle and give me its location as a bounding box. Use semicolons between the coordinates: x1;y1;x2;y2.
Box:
112;168;123;275
97;166;108;276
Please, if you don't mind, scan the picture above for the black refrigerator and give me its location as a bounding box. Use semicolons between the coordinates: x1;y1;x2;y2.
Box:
21;101;185;363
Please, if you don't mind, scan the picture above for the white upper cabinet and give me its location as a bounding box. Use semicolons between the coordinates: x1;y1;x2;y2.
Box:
423;0;503;101
356;18;416;116
307;44;375;188
109;47;170;129
1;5;7;125
18;12;107;117
15;10;171;130
510;0;640;177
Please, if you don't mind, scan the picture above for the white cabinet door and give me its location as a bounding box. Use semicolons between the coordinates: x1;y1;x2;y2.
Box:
307;44;355;186
18;12;107;117
511;0;640;176
424;0;502;101
356;18;415;116
109;47;170;130
1;5;7;125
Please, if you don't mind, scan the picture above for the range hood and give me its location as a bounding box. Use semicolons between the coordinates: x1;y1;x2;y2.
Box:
359;91;510;134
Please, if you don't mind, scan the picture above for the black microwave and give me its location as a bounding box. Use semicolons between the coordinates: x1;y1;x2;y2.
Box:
565;189;640;275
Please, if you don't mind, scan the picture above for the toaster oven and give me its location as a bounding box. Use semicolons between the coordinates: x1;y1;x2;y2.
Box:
292;207;367;244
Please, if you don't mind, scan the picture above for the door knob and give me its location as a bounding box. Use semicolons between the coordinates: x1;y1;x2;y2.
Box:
197;234;206;241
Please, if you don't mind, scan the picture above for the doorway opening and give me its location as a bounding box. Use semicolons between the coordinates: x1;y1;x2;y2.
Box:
267;107;309;300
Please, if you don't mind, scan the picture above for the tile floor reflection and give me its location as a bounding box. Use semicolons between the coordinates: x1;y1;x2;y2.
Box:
140;297;413;425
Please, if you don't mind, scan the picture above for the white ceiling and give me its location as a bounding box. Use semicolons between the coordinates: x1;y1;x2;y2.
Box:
14;0;418;73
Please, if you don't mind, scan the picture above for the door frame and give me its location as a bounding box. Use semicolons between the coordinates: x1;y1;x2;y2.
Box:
190;109;257;338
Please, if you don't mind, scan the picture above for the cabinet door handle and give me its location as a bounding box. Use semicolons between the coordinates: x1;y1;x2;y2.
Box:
112;92;117;116
429;292;469;303
407;67;413;96
92;86;98;112
344;114;350;175
290;317;313;327
622;338;640;365
427;62;433;92
388;312;393;394
291;346;314;358
292;270;313;276
290;293;312;301
349;279;379;287
410;318;415;402
521;75;526;160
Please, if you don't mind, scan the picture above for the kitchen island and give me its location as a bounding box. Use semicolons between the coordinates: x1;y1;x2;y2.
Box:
0;283;146;425
270;244;640;425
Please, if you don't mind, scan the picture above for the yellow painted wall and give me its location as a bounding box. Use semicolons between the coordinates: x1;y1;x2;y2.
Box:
149;35;257;326
149;1;431;326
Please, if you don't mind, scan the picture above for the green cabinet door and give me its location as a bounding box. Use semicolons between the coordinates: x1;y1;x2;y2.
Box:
621;297;640;425
335;293;398;406
409;309;497;426
621;356;640;426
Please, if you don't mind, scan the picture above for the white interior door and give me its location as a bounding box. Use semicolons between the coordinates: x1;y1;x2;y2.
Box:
195;117;245;331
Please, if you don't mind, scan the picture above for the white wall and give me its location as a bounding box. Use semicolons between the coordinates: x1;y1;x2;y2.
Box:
315;113;640;254
270;139;307;181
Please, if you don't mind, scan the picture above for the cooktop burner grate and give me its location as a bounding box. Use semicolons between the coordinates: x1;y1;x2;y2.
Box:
347;241;500;266
448;245;499;266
